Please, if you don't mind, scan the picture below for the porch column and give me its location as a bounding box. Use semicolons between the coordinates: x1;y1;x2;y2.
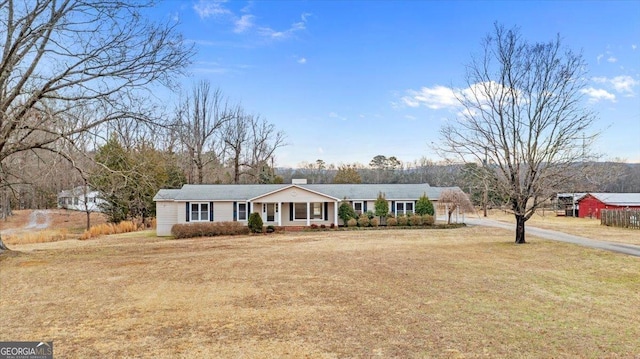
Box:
278;201;282;226
334;200;339;226
306;202;310;226
249;202;253;215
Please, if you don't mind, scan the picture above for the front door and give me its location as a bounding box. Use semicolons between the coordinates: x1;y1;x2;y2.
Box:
263;203;276;222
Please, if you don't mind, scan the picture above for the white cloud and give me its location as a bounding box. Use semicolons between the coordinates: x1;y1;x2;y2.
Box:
597;54;604;64
610;75;638;95
234;14;255;33
591;75;638;96
193;0;231;19
404;115;417;120
259;14;308;40
580;87;616;103
632;44;637;50
401;85;458;109
297;57;307;64
607;56;618;63
329;112;347;121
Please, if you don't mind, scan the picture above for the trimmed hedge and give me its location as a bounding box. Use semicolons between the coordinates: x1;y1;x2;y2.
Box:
171;222;250;239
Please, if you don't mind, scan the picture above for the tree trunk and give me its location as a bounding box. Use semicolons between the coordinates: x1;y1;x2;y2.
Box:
0;234;9;251
86;211;91;231
515;214;526;244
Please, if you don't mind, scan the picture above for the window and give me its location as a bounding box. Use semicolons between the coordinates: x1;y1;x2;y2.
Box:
190;202;209;222
294;203;307;220
73;197;79;205
353;201;363;215
311;202;323;219
88;197;95;203
396;201;414;216
294;203;323;220
237;203;247;221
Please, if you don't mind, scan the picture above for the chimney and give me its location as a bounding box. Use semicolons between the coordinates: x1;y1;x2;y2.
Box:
292;179;307;184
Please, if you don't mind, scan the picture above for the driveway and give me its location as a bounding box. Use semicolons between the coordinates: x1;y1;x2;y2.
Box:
464;217;640;257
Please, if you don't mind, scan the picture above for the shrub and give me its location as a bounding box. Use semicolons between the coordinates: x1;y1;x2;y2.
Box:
338;201;357;226
409;214;423;226
386;217;397;226
171;222;250;239
357;214;370;227
422;214;435;226
374;192;389;220
310;223;319;230
320;224;326;229
397;215;408;226
370;217;379;227
80;220;142;240
416;193;435;216
365;210;375;219
330;223;335;229
347;218;358;227
266;225;275;233
247;212;263;233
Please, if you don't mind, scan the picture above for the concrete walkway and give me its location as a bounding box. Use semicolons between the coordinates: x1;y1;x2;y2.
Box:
464;217;640;257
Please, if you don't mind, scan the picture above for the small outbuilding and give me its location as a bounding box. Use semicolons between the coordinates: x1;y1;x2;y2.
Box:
577;193;640;219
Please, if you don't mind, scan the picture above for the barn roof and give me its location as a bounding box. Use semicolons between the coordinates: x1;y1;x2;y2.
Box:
580;193;640;206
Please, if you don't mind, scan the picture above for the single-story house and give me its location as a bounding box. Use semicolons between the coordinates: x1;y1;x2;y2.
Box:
577;193;640;219
57;186;105;212
153;180;461;236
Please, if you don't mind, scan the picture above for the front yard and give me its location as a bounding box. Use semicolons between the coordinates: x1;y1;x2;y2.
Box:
1;227;639;358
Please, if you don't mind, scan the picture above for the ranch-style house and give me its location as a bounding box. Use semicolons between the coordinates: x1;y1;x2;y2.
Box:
153;180;461;236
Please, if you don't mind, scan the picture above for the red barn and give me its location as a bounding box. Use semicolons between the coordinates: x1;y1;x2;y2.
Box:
577;193;640;219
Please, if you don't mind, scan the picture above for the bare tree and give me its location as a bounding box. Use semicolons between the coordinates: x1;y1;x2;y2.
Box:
439;189;475;225
439;24;597;243
175;82;232;184
0;0;192;251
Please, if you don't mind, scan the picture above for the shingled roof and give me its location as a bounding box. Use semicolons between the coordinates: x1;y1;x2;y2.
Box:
154;183;460;202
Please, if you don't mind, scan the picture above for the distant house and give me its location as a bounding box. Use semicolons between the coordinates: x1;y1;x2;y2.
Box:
57;186;105;212
577;193;640;219
153;180;461;236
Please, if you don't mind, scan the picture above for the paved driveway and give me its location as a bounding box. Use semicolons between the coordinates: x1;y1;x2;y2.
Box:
464;217;640;257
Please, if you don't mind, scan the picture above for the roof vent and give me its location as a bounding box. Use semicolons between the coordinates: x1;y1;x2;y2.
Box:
292;179;307;184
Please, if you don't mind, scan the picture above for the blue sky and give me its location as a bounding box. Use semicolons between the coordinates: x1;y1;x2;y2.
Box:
151;0;640;167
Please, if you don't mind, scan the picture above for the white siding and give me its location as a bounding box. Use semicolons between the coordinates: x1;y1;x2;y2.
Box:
255;187;334;203
214;202;234;222
156;201;179;236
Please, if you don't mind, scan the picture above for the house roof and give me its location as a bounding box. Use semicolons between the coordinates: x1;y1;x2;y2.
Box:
580;193;640;206
153;183;460;202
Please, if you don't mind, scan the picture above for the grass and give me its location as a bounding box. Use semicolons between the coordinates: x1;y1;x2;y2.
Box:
1;228;639;358
482;209;640;245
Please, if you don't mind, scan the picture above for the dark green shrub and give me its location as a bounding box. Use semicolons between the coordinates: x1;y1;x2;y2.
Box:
386;217;397;226
248;212;263;233
266;225;275;233
171;222;250;239
374;192;389;220
365;210;375;219
338;201;357;226
416;194;435;216
357;214;370;227
422;214;435;226
347;218;358;227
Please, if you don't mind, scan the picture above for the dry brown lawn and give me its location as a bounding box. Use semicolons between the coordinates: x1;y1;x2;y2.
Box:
484;209;640;245
1;228;639;358
0;209;107;244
